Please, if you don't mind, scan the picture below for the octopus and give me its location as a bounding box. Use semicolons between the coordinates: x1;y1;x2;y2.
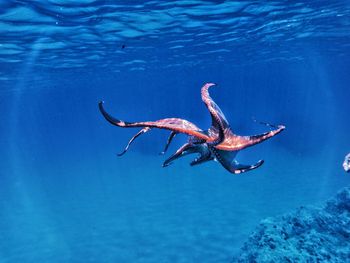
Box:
343;153;350;172
99;83;285;174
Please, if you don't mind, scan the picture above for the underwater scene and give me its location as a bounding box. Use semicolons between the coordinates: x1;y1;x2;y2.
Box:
1;1;350;262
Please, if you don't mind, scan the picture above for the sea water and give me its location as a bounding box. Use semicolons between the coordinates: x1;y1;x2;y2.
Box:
0;1;349;262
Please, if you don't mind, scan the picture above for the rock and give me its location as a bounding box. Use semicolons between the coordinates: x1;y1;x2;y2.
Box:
234;187;350;263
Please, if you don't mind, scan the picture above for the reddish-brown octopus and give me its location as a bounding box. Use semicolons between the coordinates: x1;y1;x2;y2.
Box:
99;83;285;174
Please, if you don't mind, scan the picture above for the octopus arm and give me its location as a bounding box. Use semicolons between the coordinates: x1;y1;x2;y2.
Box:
160;131;177;155
162;143;195;167
99;101;210;141
216;125;285;151
117;127;151;156
212;149;264;174
200;83;229;145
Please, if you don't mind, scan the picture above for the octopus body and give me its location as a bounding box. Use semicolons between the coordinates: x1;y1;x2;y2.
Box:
99;83;285;174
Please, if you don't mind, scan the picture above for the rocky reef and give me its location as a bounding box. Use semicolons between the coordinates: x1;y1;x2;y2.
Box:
234;187;350;262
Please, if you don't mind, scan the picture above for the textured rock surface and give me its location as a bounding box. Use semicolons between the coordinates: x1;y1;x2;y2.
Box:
234;187;350;263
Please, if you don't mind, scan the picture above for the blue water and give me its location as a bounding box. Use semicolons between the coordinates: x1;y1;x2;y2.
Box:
1;1;350;262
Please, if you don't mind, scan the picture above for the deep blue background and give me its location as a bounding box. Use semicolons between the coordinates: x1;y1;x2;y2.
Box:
1;54;350;262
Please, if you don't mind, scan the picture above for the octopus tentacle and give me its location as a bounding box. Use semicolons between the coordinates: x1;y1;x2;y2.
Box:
163;143;196;167
117;127;151;156
212;148;264;174
215;125;285;151
159;131;177;155
245;125;285;147
99;101;210;141
231;160;264;174
201;83;227;146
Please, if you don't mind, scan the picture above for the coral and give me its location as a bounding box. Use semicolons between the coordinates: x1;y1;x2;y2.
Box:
234;187;350;263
